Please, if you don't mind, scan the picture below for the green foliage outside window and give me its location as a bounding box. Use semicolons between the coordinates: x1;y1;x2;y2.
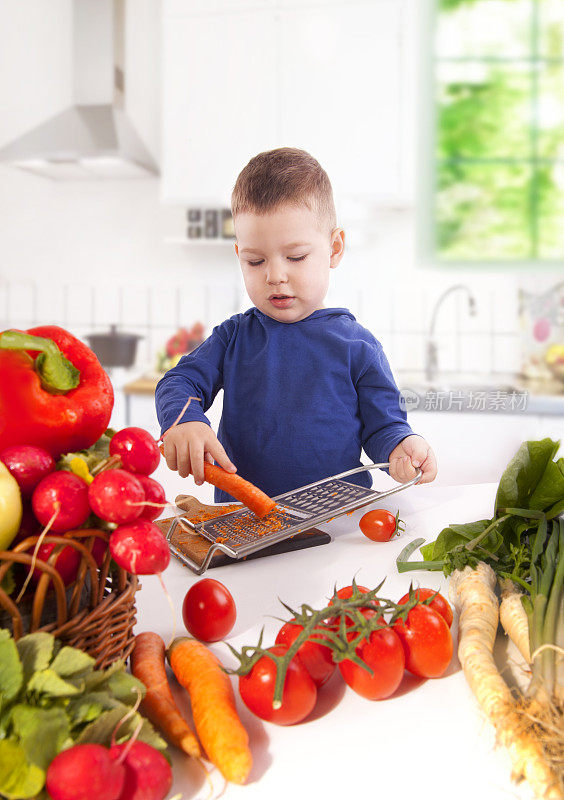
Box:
434;0;564;262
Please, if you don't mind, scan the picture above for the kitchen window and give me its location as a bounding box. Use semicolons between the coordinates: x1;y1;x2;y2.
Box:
425;0;564;265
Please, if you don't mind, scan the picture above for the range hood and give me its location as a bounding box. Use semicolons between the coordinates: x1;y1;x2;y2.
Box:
0;0;158;180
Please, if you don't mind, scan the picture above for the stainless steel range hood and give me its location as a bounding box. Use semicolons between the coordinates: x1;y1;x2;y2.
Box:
0;0;158;180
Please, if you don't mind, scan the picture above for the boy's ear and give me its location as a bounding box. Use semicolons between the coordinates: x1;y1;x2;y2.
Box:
330;228;345;269
234;243;239;257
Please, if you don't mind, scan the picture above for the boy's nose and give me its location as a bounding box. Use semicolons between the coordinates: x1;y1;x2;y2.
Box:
266;265;288;285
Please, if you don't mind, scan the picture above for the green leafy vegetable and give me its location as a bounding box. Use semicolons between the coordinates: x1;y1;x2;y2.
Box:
0;630;165;799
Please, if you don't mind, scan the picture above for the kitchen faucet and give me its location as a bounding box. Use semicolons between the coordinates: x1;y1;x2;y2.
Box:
425;284;477;383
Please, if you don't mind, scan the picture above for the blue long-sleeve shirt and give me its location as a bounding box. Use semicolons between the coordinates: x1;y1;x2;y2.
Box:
155;307;414;503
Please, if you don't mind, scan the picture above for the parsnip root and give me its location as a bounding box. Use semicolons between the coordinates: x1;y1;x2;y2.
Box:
449;563;562;800
499;578;531;664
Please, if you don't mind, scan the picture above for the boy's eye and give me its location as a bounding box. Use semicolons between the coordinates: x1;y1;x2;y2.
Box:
247;259;264;267
288;254;308;262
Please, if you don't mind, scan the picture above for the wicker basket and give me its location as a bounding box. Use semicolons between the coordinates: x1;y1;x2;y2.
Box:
0;530;139;669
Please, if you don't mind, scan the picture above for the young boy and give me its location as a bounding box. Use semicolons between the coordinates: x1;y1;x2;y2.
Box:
156;148;437;502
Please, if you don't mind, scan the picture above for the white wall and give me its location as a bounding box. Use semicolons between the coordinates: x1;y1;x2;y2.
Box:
0;0;73;148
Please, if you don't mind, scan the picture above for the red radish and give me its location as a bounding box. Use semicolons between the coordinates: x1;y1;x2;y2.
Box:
11;502;40;546
109;741;172;800
46;744;125;800
32;472;90;532
110;428;160;476
89;470;144;525
0;444;55;496
110;520;170;575
136;475;166;522
62;528;108;568
91;535;109;567
30;541;81;585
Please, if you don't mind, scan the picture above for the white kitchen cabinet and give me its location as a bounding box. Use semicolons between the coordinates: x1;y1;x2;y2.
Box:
161;8;279;204
161;0;405;203
276;2;402;198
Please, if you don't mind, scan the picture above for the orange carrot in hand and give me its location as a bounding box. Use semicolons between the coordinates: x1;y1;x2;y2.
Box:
202;463;276;519
158;443;276;518
167;636;252;785
131;631;201;758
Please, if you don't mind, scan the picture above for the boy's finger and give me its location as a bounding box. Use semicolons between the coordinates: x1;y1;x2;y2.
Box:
190;442;205;485
177;446;191;479
400;456;416;483
163;439;177;472
210;443;237;473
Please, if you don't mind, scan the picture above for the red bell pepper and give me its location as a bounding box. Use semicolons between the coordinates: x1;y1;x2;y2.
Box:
0;325;114;458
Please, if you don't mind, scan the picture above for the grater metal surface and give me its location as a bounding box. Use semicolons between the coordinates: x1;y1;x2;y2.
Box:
166;462;421;574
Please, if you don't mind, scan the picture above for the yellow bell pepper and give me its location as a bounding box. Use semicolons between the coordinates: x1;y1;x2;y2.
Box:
0;461;23;550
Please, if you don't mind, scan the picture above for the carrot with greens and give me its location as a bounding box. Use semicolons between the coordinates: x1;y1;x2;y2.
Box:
201;463;276;519
167;636;252;785
130;632;201;758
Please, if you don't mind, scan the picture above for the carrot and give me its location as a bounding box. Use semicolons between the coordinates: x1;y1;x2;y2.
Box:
158;442;275;518
130;632;201;758
202;463;275;519
167;636;252;785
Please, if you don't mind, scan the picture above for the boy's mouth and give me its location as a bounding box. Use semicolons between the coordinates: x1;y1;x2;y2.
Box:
268;294;295;309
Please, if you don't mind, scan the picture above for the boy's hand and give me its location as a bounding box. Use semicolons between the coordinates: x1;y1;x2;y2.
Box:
388;435;437;485
162;421;237;484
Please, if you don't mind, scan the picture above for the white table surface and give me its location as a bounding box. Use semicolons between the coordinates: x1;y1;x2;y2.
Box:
135;470;534;800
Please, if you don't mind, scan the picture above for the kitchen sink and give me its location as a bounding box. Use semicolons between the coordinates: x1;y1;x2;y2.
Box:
406;382;520;394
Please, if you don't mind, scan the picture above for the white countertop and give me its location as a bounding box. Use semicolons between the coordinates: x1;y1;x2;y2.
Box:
135;471;535;800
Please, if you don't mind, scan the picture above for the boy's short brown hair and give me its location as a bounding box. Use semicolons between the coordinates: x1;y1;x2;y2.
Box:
231;147;337;231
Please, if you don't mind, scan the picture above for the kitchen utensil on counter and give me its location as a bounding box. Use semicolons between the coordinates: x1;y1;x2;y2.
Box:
164;462;422;574
155;496;331;570
519;282;564;381
86;324;143;368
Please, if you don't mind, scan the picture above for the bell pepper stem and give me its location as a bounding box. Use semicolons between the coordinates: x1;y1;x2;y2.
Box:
0;331;80;394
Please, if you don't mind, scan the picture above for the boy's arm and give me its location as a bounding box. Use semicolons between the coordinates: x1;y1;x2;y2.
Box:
155;325;229;435
356;341;436;483
356;342;413;463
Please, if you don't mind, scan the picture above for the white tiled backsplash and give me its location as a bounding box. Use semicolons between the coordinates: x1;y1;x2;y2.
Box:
0;279;521;376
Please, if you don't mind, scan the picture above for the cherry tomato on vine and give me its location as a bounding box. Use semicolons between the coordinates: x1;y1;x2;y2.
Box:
327;584;381;640
339;626;405;700
398;587;453;628
359;509;403;542
275;620;335;687
393;604;453;678
182;578;236;642
238;644;317;725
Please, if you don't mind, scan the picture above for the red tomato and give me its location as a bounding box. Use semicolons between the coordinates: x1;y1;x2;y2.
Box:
275;620;335;687
398;587;453;628
339;626;405;700
327;585;380;639
182;578;236;642
359;509;401;542
238;644;317;725
393;604;453;678
329;585;370;602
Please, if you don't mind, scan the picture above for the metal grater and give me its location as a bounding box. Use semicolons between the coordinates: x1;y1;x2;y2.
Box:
166;462;422;574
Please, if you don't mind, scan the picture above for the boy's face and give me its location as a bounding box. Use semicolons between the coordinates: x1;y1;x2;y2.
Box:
234;203;345;323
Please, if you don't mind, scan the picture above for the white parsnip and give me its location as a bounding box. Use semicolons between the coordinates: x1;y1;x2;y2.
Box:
449;563;562;800
499;578;531;664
